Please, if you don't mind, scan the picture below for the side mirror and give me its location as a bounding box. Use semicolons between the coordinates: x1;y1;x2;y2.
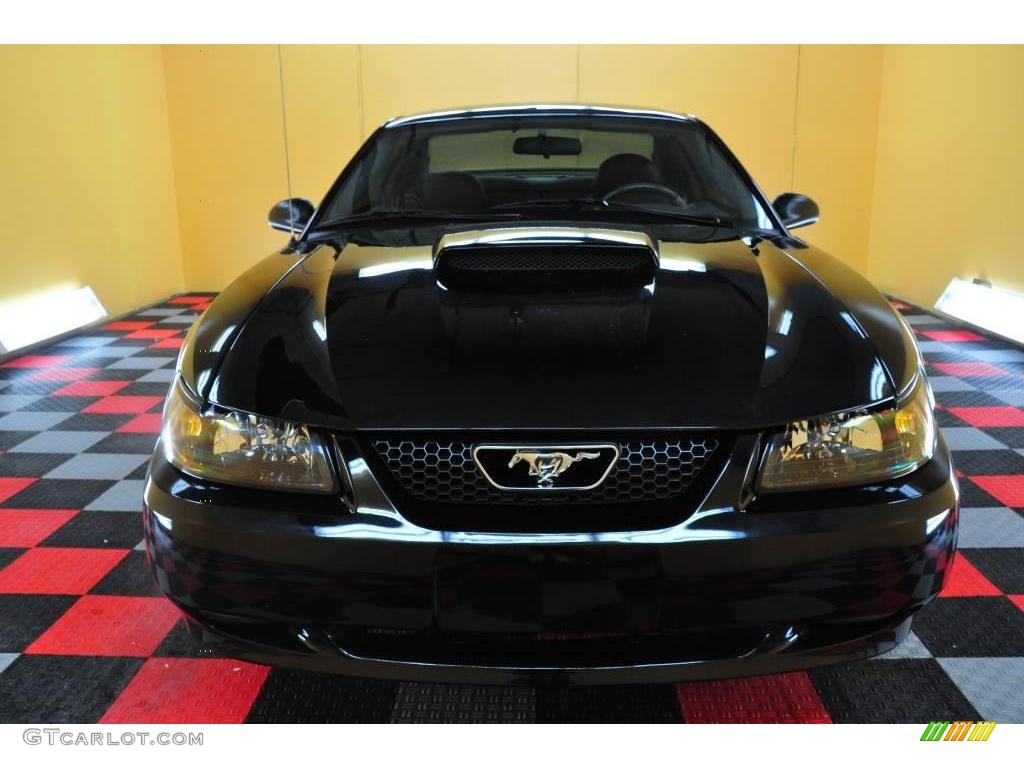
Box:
268;197;315;234
772;193;820;230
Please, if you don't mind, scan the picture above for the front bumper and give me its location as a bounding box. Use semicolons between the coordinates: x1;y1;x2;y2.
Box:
143;434;958;685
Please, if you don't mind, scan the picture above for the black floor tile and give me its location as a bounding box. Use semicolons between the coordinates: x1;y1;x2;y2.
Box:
0;594;77;652
246;670;399;723
0;655;143;723
810;659;980;723
536;684;681;723
913;598;1024;657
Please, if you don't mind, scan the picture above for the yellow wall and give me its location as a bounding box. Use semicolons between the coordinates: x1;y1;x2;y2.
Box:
866;45;1024;307
579;45;801;199
162;44;885;290
793;46;884;273
0;45;183;317
3;45;1019;320
162;45;288;290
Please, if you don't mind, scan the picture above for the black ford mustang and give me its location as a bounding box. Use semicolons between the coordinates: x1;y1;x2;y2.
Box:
145;105;958;684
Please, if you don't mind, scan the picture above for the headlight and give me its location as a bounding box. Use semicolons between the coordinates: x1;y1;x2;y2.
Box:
757;377;936;492
161;378;336;493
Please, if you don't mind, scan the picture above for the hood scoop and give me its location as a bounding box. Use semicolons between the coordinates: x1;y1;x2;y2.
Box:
434;226;658;291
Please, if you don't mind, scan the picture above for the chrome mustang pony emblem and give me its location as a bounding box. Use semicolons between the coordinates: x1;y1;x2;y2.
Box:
472;443;619;492
507;450;602;487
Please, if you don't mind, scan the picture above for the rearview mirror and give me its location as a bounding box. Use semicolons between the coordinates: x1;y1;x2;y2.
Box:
268;197;315;234
772;193;820;230
513;135;582;157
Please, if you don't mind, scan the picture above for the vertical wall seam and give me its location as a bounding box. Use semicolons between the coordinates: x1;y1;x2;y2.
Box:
277;45;294;210
576;45;581;102
790;44;802;190
156;45;187;292
356;44;366;138
863;45;888;284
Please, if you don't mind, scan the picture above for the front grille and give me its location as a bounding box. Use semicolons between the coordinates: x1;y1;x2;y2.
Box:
369;435;719;505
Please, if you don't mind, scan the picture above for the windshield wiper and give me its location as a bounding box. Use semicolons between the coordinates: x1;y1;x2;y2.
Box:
597;201;784;237
593;200;734;228
492;197;727;225
313;209;522;230
492;198;771;232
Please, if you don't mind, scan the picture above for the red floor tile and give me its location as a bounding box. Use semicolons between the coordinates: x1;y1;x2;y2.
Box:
83;395;165;414
1;355;73;369
100;658;270;724
27;366;101;383
677;672;831;723
948;406;1024;427
102;321;153;331
971;475;1024;508
150;337;185;350
27;595;180;656
53;379;130;397
1009;595;1024;613
0;547;128;594
116;413;163;434
0;509;77;547
124;328;180;341
168;296;209;305
0;477;37;504
921;330;986;343
933;361;1009;378
940;553;1003;597
889;300;912;311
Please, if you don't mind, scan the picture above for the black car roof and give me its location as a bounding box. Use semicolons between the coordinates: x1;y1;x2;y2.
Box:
382;104;698;129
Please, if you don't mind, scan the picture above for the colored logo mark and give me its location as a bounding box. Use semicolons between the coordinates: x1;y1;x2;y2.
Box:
921;721;996;741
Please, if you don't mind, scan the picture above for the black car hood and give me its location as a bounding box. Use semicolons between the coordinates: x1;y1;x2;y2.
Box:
209;232;897;431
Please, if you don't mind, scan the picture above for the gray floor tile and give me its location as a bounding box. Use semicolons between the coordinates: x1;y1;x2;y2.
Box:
942;427;1008;451
136;308;186;317
0;394;42;413
958;508;1024;548
44;453;149;481
987;388;1024;407
56;335;116;348
9;430;109;454
138;369;176;383
84;480;147;512
877;631;932;660
0;411;74;432
105;356;173;370
0;654;19;676
928;376;977;392
938;658;1024;722
75;346;147;360
158;314;199;325
904;314;945;326
917;341;952;354
967;349;1024;364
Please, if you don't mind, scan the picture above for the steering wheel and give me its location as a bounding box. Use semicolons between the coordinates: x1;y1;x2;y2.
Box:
601;182;687;207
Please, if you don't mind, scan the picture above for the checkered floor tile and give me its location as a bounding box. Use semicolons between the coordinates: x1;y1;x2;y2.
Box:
0;293;1022;723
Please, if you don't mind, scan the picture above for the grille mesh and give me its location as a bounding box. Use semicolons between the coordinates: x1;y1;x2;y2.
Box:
442;246;652;273
370;436;719;505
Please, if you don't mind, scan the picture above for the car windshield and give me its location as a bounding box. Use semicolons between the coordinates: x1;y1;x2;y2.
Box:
313;114;778;232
